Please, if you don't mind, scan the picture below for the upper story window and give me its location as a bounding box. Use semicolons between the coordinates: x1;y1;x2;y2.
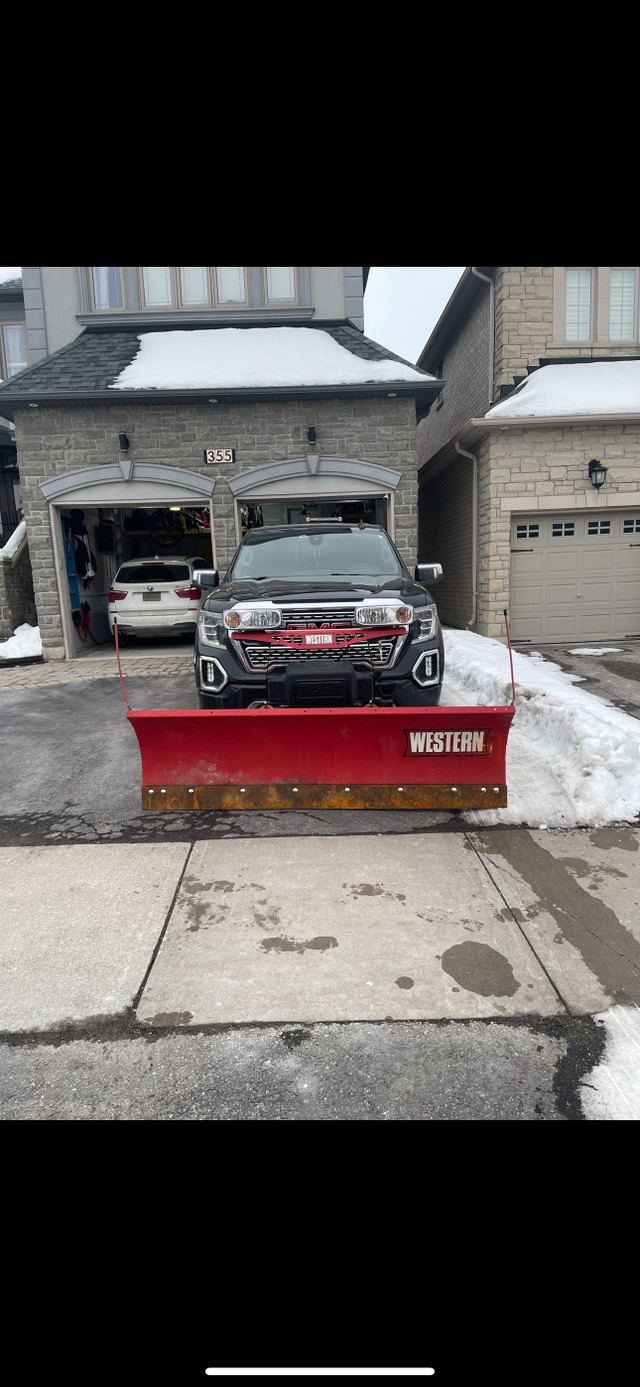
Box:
140;267;248;309
90;267;124;310
609;268;637;339
0;322;28;378
565;269;592;341
265;267;297;303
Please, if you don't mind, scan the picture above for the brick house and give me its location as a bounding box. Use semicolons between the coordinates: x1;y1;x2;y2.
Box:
417;267;640;643
0;267;441;660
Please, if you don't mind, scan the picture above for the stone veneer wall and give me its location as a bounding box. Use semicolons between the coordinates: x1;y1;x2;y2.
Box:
476;423;640;638
12;396;419;659
0;539;36;639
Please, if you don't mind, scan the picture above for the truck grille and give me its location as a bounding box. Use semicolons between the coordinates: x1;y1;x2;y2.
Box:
280;605;357;628
241;637;398;672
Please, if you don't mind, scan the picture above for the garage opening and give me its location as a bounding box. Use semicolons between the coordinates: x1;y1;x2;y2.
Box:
240;494;388;535
58;503;214;654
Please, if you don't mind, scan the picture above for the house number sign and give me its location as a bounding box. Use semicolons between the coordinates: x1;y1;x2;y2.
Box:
204;448;235;465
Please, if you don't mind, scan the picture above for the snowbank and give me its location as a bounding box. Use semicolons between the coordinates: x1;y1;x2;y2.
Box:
442;628;640;828
0;623;42;660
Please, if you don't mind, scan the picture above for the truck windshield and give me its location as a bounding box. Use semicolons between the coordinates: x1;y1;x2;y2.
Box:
229;528;405;580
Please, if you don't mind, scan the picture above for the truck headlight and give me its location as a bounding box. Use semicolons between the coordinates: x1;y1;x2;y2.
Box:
414;605;438;640
355;604;413;625
224;607;282;629
198;611;226;645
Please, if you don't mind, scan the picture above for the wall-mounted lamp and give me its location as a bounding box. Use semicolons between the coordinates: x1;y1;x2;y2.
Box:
119;433;129;452
308;426;317;444
588;458;608;490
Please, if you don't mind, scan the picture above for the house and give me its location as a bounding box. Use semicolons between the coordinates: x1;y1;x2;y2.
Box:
0;267;442;660
417;267;640;644
0;274;26;542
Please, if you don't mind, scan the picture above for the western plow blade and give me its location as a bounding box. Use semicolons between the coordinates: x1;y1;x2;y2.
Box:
127;705;515;811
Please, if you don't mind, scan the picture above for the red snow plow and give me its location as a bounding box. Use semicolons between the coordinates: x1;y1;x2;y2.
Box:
120;614;516;812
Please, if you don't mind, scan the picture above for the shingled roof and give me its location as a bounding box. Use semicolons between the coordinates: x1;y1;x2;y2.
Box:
0;322;441;417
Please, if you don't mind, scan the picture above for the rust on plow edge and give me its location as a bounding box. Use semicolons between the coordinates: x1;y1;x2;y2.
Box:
141;783;508;811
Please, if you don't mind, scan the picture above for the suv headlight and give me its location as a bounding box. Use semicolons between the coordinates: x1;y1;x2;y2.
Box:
355;604;413;625
413;604;438;641
224;606;282;630
198;611;226;645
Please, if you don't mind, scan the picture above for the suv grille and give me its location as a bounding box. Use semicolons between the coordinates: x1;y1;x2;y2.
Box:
280;605;357;628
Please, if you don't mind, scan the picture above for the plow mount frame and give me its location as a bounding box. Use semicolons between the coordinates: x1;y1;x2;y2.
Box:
127;703;515;811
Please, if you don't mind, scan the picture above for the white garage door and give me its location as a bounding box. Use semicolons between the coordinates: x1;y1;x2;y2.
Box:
510;510;640;641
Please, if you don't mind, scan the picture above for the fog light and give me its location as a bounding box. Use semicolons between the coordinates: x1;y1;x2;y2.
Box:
411;650;440;687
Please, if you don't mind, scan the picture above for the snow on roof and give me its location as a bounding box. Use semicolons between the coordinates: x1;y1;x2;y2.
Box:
0;519;26;560
110;327;434;391
485;360;640;420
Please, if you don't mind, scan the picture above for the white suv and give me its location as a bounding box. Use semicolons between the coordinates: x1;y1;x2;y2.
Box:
108;555;209;642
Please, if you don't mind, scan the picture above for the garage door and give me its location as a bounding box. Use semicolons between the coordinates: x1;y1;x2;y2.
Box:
510;511;640;641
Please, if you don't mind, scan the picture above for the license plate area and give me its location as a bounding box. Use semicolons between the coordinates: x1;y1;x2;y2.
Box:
142;592;162;601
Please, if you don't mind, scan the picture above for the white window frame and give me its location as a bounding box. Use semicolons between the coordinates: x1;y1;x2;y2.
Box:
609;267;638;340
564;268;593;342
263;267;299;305
138;267;249;310
88;267;126;312
0;321;28;377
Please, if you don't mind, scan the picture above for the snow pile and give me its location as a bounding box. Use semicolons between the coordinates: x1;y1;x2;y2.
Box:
111;327;434;391
568;648;622;655
441;628;640;828
0;623;42;660
485;360;640;419
0;519;26;560
580;1004;640;1120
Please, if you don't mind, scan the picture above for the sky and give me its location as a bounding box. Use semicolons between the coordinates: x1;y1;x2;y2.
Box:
0;266;467;368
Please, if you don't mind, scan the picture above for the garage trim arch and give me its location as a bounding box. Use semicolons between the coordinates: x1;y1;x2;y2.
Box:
226;455;403;542
40;462;216;660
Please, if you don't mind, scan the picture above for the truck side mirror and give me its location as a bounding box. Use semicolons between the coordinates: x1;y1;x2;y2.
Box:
194;569;219;588
415;563;443;585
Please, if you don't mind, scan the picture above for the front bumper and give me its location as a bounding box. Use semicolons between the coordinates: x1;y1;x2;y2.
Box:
195;629;444;707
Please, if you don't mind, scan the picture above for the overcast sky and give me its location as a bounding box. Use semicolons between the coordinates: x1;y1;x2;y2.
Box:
0;265;466;367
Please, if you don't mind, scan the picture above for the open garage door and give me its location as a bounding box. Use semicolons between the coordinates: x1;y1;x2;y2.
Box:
226;455;402;543
510;510;640;642
42;463;216;659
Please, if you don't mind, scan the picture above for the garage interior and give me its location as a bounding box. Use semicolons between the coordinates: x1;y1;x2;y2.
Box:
60;504;214;654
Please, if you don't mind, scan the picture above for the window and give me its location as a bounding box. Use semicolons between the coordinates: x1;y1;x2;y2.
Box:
587;520;611;535
551;522;575;537
90;267;124;310
623;517;640;533
265;267;297;303
1;323;28;378
609;269;636;339
565;270;592;341
515;523;540;539
140;267;248;308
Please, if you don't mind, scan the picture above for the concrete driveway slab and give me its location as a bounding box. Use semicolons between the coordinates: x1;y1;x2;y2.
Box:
0;843;190;1032
468;827;640;1015
137;835;565;1025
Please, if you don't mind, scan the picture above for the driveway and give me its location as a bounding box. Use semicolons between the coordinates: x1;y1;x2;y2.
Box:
513;637;640;721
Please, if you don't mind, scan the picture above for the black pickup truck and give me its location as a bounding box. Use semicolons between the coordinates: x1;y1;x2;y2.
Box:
193;523;444;709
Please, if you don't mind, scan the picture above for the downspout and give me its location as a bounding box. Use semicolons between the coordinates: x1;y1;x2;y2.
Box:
455;437;478;629
471;267;495;409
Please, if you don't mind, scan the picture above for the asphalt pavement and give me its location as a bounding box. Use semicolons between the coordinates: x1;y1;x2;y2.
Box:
0;637;638;1120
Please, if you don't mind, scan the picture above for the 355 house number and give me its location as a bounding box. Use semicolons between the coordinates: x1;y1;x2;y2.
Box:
204;448;235;465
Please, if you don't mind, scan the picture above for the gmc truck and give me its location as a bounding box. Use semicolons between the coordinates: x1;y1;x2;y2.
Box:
193;522;445;710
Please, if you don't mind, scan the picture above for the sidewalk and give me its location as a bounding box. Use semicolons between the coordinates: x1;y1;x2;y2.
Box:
2;827;638;1035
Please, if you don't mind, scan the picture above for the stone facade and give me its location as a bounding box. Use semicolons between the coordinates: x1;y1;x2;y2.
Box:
12;395;420;659
476;423;640;638
0;536;36;639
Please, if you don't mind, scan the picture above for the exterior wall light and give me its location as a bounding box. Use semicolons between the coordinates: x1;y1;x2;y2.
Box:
588;459;608;489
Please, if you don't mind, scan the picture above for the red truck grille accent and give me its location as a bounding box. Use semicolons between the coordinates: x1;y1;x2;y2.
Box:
241;637;398;671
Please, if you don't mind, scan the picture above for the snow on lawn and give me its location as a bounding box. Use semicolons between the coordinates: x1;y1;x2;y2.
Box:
0;623;42;660
441;628;640;829
111;327;434;391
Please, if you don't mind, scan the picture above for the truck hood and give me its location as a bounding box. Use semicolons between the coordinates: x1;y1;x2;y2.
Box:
208;576;431;605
